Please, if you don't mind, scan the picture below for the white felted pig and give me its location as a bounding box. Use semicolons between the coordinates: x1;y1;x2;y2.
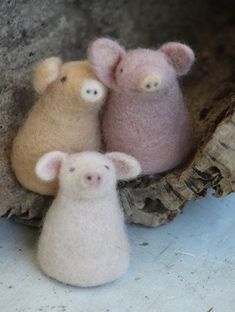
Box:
35;151;141;287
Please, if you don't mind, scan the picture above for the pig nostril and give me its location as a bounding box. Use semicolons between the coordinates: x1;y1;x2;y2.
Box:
86;89;99;96
141;75;161;92
85;174;102;185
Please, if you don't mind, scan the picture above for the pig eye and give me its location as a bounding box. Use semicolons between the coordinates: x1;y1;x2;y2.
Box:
69;167;75;173
61;76;67;83
120;68;123;73
105;165;110;170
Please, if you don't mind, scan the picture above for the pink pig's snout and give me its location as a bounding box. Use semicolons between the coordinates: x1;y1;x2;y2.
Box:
139;73;161;92
84;172;102;187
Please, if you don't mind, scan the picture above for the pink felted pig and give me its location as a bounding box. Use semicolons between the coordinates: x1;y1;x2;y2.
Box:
88;38;195;175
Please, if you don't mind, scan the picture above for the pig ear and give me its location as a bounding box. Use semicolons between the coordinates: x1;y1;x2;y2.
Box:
88;38;126;88
35;151;67;182
160;42;195;76
33;57;62;94
106;152;141;180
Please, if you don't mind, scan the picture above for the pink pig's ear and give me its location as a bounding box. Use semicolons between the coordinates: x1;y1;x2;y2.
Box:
106;152;141;180
35;151;67;182
160;42;195;76
88;38;126;88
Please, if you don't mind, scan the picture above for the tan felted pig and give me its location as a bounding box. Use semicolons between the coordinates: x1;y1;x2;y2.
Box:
11;57;107;195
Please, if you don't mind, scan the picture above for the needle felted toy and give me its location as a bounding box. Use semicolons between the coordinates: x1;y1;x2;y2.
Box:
35;151;141;287
88;38;195;175
11;57;107;195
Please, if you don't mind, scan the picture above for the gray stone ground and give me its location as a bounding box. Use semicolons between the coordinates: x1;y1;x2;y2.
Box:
0;0;234;225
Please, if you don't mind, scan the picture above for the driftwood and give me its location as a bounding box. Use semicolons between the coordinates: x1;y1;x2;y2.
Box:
1;0;234;227
120;28;235;226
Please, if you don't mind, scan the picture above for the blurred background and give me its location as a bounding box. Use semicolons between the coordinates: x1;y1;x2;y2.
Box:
0;0;234;225
0;1;235;311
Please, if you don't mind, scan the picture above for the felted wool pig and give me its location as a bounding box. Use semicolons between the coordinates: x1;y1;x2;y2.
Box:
88;38;195;175
35;151;141;287
11;57;107;195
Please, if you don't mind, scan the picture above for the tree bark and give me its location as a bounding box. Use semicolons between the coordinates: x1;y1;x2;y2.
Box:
1;0;234;227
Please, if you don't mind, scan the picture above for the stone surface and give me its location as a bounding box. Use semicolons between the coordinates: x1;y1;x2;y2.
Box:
0;0;235;226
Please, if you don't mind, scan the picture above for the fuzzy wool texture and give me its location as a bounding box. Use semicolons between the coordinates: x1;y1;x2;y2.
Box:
88;38;195;175
36;151;141;287
11;59;107;195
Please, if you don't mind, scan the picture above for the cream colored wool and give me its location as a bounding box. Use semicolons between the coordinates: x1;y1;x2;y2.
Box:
35;151;141;287
11;58;107;195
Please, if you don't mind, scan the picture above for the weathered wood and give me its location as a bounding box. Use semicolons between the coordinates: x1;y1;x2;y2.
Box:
121;98;235;226
120;26;235;226
1;0;235;227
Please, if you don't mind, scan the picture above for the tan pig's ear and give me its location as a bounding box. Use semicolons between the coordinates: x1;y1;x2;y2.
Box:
33;57;62;94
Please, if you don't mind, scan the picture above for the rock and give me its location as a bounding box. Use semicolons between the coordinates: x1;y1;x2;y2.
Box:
1;0;234;226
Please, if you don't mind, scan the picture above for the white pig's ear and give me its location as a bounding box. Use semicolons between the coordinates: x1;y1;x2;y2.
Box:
88;38;126;88
33;57;62;94
160;42;195;76
106;152;141;180
35;151;67;182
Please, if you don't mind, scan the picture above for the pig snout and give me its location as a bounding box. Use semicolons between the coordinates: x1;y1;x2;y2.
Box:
139;74;161;92
84;172;102;187
80;79;107;103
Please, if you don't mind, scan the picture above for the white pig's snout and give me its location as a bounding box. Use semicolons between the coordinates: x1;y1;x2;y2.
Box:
139;74;161;92
80;79;107;102
82;171;103;188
